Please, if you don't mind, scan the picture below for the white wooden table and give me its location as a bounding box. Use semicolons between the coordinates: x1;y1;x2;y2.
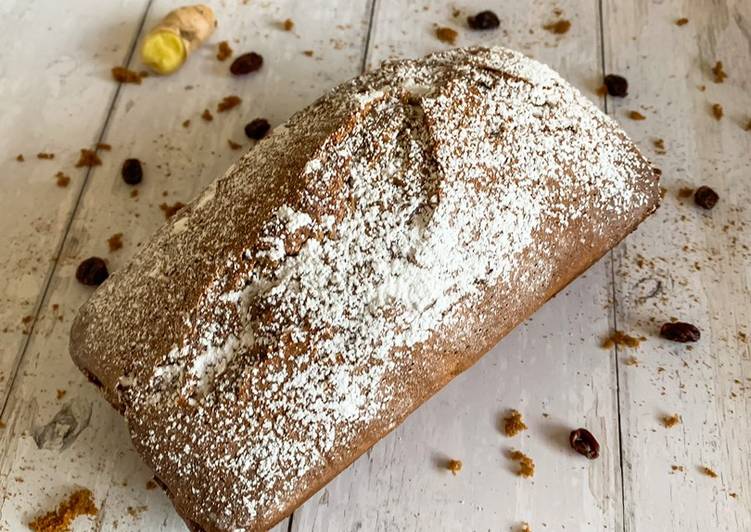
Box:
1;1;749;530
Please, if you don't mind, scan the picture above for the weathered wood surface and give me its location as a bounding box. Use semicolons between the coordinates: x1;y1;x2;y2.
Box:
0;0;749;530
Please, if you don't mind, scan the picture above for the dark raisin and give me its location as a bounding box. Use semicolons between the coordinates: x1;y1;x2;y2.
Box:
660;322;700;343
603;74;628;97
76;257;109;286
694;186;719;210
569;428;600;459
230;52;263;75
121;158;143;185
467;10;500;30
244;118;271;140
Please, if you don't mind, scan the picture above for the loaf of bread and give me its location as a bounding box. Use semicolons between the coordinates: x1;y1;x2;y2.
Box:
70;46;660;531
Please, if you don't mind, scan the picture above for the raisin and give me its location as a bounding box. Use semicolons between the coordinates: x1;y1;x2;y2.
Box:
660;322;700;343
467;10;500;30
694;186;719;210
121;158;143;185
603;74;628;97
76;257;109;286
230;52;263;75
569;428;600;459
244;118;271;140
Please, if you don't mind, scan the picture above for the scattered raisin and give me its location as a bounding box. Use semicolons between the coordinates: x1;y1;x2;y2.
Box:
75;257;109;286
694;186;719;209
660;322;700;343
569;428;600;459
467;10;500;30
230;52;263;75
603;74;628;97
121;158;143;185
244;118;271;140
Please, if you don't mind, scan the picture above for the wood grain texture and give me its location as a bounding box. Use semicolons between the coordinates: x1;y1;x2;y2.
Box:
0;0;372;530
291;1;625;530
0;0;150;413
602;0;751;530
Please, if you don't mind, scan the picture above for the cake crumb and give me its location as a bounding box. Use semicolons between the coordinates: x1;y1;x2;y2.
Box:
145;480;157;490
503;410;528;437
446;459;462;475
56;389;66;400
160;202;185;219
711;61;727;83
217;95;242;113
303;50;314;57
0;420;5;429
216;41;233;61
435;27;458;45
107;233;123;252
662;414;681;428
702;466;718;478
543;19;571;34
37;152;55;160
282;18;294;31
55;172;71;188
16;154;24;162
74;149;102;168
228;139;243;150
201;109;214;122
111;66;142;84
130;189;139;198
671;464;684;472
28;488;97;532
653;138;666;154
509;450;535;478
675;17;689;26
677;187;694;199
623;356;639;366
628;110;646;120
711;103;723;120
602;330;642;348
182;119;191;128
745;119;751;131
96;143;111;151
127;505;148;518
520;523;532;532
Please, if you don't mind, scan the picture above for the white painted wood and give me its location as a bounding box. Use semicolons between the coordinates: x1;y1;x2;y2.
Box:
291;1;625;531
0;0;150;408
602;1;751;530
0;0;373;530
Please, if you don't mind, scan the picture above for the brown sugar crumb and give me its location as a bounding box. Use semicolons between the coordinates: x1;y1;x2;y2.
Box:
145;480;157;490
671;464;685;472
729;492;737;498
111;66;142;84
602;330;642;349
675;17;689;26
130;189;139;198
127;505;148;518
28;488;97;532
662;414;681;428
303;50;314;57
595;85;608;96
37;152;55;160
217;95;242;113
160;201;185;219
711;103;723;120
96;143;111;151
201;109;214;122
107;232;123;252
216;41;233;61
282;18;294;31
56;389;66;400
745;119;751;131
677;187;694;199
74;149;102;168
0;420;5;429
55;172;71;188
653;138;666;154
16;154;24;162
711;61;727;83
446;459;462;475
520;523;532;532
624;356;639;367
503;410;528;437
628;110;646;120
228;139;243;150
543;19;571;34
435;27;458;45
509;450;535;477
702;466;718;478
182;119;191;128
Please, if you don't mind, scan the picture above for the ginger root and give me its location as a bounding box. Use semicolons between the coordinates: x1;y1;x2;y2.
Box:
141;4;216;75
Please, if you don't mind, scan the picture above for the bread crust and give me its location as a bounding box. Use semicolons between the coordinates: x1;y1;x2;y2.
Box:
70;47;660;531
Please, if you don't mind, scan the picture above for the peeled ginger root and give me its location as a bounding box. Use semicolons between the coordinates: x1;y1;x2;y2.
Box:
141;4;216;75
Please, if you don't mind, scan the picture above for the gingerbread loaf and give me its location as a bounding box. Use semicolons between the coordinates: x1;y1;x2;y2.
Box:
70;47;660;531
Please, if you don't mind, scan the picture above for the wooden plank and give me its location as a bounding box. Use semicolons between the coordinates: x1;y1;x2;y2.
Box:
291;2;626;531
0;0;373;530
602;0;751;530
0;0;150;409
